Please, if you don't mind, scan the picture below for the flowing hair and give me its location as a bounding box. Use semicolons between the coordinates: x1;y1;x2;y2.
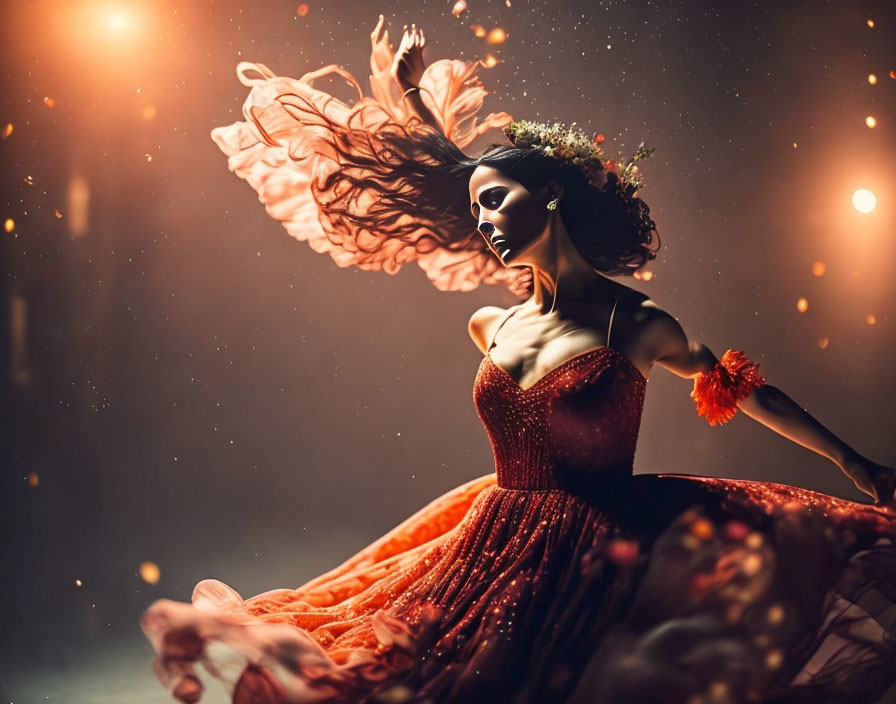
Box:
211;18;659;299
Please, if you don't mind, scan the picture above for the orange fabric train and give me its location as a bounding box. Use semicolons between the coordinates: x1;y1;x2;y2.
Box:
142;341;896;703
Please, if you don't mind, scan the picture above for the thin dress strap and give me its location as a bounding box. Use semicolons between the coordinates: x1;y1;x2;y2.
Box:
606;289;634;347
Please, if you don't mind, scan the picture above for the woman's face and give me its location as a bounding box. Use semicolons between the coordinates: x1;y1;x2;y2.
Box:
468;165;551;263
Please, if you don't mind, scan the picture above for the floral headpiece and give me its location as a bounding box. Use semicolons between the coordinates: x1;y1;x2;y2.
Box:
502;119;655;197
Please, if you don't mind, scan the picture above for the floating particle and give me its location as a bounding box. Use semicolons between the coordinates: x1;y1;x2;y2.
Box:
483;53;498;68
140;561;161;584
866;314;876;325
634;269;653;281
145;153;152;162
297;3;309;16
742;553;763;576
2;123;12;139
796;297;808;313
75;579;83;587
745;532;764;549
866;115;876;128
486;27;506;44
506;0;511;5
4;218;13;232
451;0;466;17
604;538;640;564
867;18;874;28
24;175;34;186
792;141;797;148
767;604;785;624
470;24;485;37
141;105;157;120
43;96;55;108
868;73;877;84
765;648;784;669
817;337;829;349
691;517;714;540
27;472;39;487
811;261;825;276
55;209;62;218
890;70;896;80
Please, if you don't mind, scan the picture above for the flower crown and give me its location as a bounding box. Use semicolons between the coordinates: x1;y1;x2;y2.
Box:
502;119;655;197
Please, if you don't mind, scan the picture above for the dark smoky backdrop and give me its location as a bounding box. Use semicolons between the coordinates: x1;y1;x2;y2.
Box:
2;0;895;701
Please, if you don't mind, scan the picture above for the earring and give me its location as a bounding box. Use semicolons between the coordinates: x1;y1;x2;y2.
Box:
547;196;560;211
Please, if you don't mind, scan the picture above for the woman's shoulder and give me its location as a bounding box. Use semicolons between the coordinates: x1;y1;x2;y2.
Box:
468;305;514;355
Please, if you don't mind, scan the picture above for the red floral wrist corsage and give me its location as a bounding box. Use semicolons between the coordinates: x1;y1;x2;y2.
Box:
690;349;767;426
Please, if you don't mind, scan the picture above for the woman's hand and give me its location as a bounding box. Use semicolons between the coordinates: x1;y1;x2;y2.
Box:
391;23;427;90
840;451;896;508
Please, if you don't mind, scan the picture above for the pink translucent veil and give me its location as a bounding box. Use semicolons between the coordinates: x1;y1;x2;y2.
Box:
210;15;533;297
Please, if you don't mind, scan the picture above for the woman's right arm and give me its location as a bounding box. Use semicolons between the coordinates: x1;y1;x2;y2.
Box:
391;25;444;135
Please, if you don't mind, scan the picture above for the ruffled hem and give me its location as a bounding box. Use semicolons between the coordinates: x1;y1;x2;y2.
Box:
142;472;896;704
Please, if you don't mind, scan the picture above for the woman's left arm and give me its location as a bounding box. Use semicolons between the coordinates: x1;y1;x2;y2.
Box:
642;307;896;506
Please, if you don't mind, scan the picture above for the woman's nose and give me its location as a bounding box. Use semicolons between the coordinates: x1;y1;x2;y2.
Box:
478;220;494;236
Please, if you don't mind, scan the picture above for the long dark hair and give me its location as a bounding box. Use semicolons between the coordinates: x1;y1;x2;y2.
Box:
284;87;661;296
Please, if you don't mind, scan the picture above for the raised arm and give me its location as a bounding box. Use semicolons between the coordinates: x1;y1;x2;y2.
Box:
390;24;444;135
642;307;896;506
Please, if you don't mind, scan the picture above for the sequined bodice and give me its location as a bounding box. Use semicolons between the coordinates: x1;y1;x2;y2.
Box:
473;347;647;495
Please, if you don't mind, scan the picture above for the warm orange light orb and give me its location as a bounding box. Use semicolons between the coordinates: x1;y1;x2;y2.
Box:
486;27;507;44
852;189;876;213
811;261;825;277
867;73;877;84
140;561;161;584
865;115;876;128
797;297;809;313
107;11;130;31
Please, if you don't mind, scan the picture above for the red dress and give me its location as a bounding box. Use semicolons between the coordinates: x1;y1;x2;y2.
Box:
144;18;896;703
141;338;896;703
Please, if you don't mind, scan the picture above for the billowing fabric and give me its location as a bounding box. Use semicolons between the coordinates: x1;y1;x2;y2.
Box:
141;344;896;703
209;16;533;296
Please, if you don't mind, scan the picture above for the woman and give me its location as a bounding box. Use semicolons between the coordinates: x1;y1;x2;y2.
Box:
141;17;896;704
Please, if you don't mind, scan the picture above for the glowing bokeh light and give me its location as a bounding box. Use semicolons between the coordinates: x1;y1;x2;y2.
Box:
866;314;876;325
486;27;507;44
2;123;12;139
470;24;485;37
296;3;309;17
818;337;829;349
483;54;498;68
852;189;876;213
797;297;808;313
107;11;130;31
452;0;467;17
865;115;876;128
139;561;161;584
3;218;13;232
811;261;825;277
867;73;877;84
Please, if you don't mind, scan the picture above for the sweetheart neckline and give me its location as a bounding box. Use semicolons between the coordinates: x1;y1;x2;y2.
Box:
484;345;648;392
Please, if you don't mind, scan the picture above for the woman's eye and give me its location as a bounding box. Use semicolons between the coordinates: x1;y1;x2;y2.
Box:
483;189;507;207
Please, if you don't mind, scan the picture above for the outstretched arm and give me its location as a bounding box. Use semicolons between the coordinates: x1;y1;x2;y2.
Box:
390;24;444;135
643;307;896;506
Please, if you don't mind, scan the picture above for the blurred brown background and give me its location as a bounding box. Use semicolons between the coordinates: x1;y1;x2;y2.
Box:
2;0;895;700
